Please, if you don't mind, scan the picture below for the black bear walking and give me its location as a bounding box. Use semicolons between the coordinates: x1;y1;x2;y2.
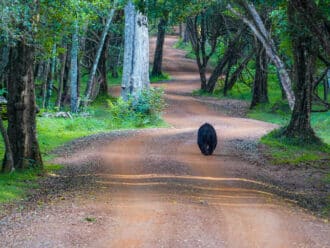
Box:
197;123;217;156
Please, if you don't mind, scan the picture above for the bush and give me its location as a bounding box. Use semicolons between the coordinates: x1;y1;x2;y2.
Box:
108;87;166;126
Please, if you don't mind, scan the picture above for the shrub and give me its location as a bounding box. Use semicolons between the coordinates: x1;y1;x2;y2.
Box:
108;87;166;126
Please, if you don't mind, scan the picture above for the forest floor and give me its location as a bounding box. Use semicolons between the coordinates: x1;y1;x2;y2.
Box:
0;36;329;247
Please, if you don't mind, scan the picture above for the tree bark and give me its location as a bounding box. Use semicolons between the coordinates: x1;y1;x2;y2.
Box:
41;60;50;108
121;0;150;99
84;7;116;105
70;20;79;113
61;44;71;106
0;114;14;173
56;42;67;108
99;34;110;95
284;1;318;141
151;13;168;77
206;53;230;93
45;44;56;109
250;40;269;108
7;43;43;169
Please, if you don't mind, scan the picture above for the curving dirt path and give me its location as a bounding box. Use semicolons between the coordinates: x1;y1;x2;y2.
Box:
1;36;329;248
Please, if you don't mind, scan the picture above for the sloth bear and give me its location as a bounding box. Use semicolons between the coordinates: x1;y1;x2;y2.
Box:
197;123;217;156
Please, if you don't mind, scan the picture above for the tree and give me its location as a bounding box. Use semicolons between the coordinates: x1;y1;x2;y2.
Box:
148;0;200;78
250;9;271;109
84;4;117;105
228;1;295;110
1;1;43;170
151;11;169;77
70;20;79;113
45;44;57;109
282;0;320;142
186;3;225;91
121;0;150;99
250;38;269;108
7;41;43;169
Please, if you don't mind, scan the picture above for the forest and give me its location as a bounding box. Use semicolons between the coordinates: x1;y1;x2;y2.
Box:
0;0;329;246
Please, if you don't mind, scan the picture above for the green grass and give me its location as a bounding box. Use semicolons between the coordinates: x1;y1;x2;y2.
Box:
260;128;330;165
150;72;171;83
0;164;62;204
37;94;167;157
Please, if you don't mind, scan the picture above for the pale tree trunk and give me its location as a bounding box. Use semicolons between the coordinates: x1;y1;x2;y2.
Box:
84;6;116;105
70;20;79;113
121;0;150;100
0;114;14;173
228;3;295;110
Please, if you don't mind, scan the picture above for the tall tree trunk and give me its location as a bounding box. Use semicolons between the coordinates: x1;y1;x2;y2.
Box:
41;60;50;108
284;1;318;141
7;43;43;169
70;20;79;113
0;115;14;173
206;54;230;93
121;0;150;99
61;44;71;106
99;34;110;95
45;44;56;109
183;21;189;43
84;7;116;105
179;23;183;39
151;13;168;77
250;40;269;108
56;42;67;108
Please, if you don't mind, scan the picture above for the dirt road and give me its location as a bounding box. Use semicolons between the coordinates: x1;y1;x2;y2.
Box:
0;36;329;248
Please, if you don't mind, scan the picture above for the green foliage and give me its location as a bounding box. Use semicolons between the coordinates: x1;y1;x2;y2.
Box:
108;87;166;127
